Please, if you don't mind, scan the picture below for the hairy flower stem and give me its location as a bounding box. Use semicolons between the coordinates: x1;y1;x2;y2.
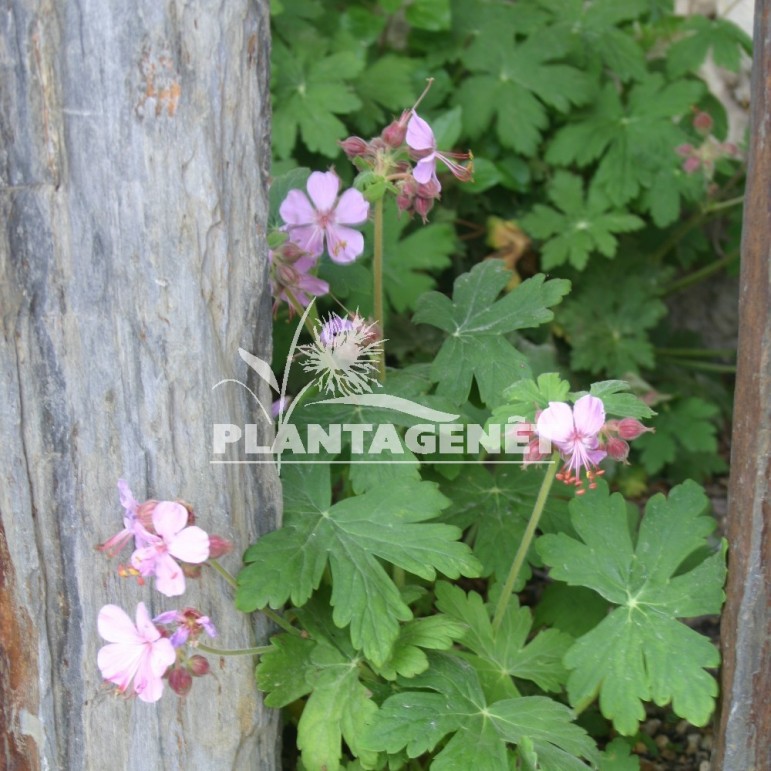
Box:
208;558;238;588
208;559;299;635
373;197;386;381
197;642;271;657
491;453;560;634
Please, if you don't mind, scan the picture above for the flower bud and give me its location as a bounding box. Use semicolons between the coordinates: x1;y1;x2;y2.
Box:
168;665;193;696
682;156;701;174
605;437;630;463
395;192;412;214
617;418;652;440
381;114;409;147
208;534;234;559
693;111;713;135
181;563;203;579
339;136;372;158
414;196;435;222
189;655;210;677
416;178;442;199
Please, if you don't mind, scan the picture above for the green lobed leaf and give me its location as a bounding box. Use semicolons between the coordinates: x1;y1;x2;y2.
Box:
440;464;569;581
413;260;570;406
375;614;467;680
636;396;720;476
547;76;703;206
297;641;379;771
521;172;644;270
237;464;480;665
435;582;572;697
557;263;668;376
537;480;726;734
272;41;364;158
572;380;656;420
667;15;753;77
366;652;598;769
455;23;593;155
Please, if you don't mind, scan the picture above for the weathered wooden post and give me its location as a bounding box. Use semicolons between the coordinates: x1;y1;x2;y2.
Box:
713;1;771;769
0;1;279;768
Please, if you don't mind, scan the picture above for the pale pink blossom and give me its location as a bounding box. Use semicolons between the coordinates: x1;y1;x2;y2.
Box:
279;171;369;264
406;112;473;187
537;395;607;491
130;502;210;597
97;602;176;703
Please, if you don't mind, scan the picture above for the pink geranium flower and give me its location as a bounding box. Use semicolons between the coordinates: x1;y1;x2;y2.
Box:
279;171;369;264
406;112;473;187
537;395;607;492
97;602;176;703
130;502;210;597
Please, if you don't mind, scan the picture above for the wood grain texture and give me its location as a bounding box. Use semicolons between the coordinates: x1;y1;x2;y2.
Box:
0;1;279;768
714;1;771;769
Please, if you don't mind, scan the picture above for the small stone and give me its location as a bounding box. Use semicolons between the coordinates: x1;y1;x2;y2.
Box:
686;733;701;754
702;734;713;751
655;735;670;750
699;761;711;771
675;719;690;735
643;718;662;736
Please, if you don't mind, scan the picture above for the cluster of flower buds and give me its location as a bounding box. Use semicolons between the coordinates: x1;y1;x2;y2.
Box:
675;110;740;178
599;418;654;464
166;653;211;697
339;80;473;222
154;608;217;696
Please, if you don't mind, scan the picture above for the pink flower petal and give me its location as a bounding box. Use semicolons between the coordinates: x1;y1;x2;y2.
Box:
294;255;319;273
168;525;210;564
148;637;176;677
334;188;369;226
585;446;607;466
98;605;144;645
572;395;606;436
152;501;188;541
536;402;575;445
133;640;174;703
288;224;325;258
117;480;138;514
134;672;165;703
153;553;187;597
413;156;437;185
326;226;365;264
279;189;316;226
97;642;144;691
306;171;340;211
134;601;161;642
406;112;435;152
297;273;329;298
131;543;160;576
